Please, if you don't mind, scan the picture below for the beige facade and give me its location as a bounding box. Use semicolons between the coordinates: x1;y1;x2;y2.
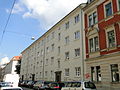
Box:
20;3;86;82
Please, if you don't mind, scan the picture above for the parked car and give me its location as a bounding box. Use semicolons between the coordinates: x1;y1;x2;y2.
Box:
61;81;97;90
0;87;23;90
33;80;53;90
0;82;13;87
20;80;30;87
48;82;65;90
27;81;37;88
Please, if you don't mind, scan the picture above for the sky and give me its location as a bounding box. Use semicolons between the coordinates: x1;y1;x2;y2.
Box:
0;0;87;66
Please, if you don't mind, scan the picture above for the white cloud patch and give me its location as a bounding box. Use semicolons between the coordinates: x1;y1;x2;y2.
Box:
0;57;10;68
6;3;24;14
19;0;87;29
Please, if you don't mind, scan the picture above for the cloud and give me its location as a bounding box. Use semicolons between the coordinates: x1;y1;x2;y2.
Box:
6;3;24;14
17;0;87;29
0;57;10;68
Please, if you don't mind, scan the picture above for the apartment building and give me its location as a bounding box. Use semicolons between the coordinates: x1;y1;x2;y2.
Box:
84;0;120;89
20;3;86;82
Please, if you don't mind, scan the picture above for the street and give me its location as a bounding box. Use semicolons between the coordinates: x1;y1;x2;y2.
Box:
22;87;33;90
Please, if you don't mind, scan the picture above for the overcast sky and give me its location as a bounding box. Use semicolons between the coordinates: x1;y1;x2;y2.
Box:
0;0;87;66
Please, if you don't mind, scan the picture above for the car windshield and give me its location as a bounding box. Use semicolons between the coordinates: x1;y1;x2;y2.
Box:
85;82;96;89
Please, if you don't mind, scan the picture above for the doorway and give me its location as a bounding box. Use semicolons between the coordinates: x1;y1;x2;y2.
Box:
55;71;62;82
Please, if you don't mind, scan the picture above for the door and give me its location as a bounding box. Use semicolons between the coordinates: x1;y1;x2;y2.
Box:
55;71;62;82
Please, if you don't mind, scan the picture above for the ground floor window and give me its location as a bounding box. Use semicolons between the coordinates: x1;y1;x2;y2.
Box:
91;66;101;82
91;67;95;81
96;66;101;82
111;64;119;82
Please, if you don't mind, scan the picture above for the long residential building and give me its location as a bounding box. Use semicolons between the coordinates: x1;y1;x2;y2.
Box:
84;0;120;90
20;3;86;82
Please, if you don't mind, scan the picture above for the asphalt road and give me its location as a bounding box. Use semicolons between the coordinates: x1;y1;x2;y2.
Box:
22;87;33;90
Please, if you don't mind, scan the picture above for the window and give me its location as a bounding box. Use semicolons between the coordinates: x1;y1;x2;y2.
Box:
58;46;60;55
75;67;81;76
96;66;101;82
41;50;43;55
111;64;119;82
88;12;97;27
75;48;80;57
40;72;42;78
65;52;69;60
58;60;60;68
74;31;80;39
75;14;79;23
45;59;48;65
65;21;69;29
58;33;61;41
45;71;48;77
89;36;99;52
51;70;53;78
51;44;54;51
118;0;120;10
51;57;54;65
91;67;95;81
46;47;49;53
65;68;69;76
65;36;69;44
107;30;115;48
105;2;112;17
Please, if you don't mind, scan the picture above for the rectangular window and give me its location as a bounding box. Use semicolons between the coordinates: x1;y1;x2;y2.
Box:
107;30;115;48
105;2;112;17
46;47;49;53
96;66;101;82
65;21;69;29
75;14;79;23
91;67;95;81
94;36;99;51
58;46;60;55
93;12;97;24
111;64;119;82
65;36;69;44
65;68;69;76
74;31;80;39
58;33;61;41
75;48;80;57
45;59;48;65
89;15;92;27
65;52;69;60
89;36;99;52
89;38;94;52
41;50;43;55
88;12;97;27
45;71;48;77
118;0;120;10
75;67;81;76
58;60;60;68
51;44;54;51
51;57;54;65
51;71;53;78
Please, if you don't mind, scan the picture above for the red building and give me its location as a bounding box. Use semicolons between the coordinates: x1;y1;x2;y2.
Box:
83;0;120;89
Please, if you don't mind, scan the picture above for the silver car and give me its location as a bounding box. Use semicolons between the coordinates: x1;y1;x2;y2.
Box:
61;81;97;90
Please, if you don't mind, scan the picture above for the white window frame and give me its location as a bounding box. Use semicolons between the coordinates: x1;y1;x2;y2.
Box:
65;52;69;60
88;9;97;27
74;31;80;40
105;26;116;48
104;1;113;18
75;67;81;77
89;36;99;53
75;14;79;23
117;0;120;11
65;68;69;76
75;48;80;57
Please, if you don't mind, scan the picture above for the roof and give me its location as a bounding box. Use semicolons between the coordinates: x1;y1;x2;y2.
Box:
11;56;21;61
